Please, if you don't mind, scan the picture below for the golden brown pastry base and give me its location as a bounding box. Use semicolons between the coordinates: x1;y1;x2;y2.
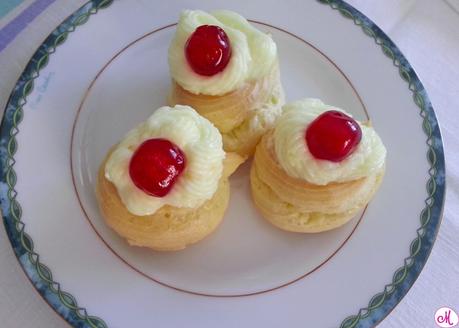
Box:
168;63;282;158
250;132;385;233
96;152;244;251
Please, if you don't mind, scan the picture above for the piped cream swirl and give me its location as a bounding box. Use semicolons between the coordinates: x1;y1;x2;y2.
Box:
274;99;386;185
105;105;225;216
168;10;277;96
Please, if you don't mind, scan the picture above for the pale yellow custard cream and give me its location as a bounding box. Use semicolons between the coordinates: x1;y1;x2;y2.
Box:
168;9;277;96
105;105;225;216
274;99;387;185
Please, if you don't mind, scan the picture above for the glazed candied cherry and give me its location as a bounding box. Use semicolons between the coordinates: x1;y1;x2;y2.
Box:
129;138;186;197
185;25;232;76
305;110;362;162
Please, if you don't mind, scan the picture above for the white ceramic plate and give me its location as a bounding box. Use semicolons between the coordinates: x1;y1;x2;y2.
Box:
0;1;445;327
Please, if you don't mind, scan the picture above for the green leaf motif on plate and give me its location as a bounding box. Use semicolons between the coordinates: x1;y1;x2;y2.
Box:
319;1;443;328
0;1;114;327
23;80;34;97
36;53;49;71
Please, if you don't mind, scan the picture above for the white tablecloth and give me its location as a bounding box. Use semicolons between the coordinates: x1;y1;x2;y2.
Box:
0;1;458;327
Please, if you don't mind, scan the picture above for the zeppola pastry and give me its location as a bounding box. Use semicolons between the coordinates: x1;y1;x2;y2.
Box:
251;99;386;233
96;7;389;253
168;10;285;157
96;105;244;251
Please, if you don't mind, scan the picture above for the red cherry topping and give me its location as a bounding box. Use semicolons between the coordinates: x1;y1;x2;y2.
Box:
185;25;232;76
305;110;362;162
129;138;186;197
